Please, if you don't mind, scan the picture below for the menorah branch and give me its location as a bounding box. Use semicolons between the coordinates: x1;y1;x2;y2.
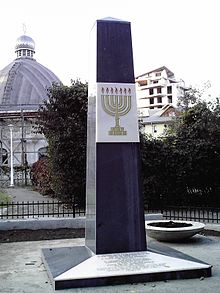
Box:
101;91;131;136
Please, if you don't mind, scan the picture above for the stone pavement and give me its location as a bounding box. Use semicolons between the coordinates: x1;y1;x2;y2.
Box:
1;233;220;293
1;187;220;292
204;223;220;233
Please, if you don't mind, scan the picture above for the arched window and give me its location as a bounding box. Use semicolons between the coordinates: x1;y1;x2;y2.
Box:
38;147;48;160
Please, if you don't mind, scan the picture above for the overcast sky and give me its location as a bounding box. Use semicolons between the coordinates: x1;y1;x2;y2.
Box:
1;0;220;98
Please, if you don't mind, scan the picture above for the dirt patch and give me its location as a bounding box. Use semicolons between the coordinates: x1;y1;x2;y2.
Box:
0;228;220;243
0;228;85;243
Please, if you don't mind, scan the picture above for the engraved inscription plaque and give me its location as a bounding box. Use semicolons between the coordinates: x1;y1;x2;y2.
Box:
55;251;210;281
96;252;167;273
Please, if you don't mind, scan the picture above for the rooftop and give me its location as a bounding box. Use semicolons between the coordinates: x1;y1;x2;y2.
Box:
136;66;174;79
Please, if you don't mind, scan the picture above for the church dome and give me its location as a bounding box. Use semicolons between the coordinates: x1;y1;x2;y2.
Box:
0;34;61;111
15;35;35;51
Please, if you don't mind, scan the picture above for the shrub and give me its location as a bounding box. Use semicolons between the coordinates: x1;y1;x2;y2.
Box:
31;157;54;196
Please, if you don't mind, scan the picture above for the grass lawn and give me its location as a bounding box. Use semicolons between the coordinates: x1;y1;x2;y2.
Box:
0;190;12;204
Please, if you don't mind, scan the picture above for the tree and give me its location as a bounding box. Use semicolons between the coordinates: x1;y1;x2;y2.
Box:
37;80;88;206
140;133;188;208
141;97;220;208
177;87;200;111
177;81;211;111
140;134;164;209
165;100;220;206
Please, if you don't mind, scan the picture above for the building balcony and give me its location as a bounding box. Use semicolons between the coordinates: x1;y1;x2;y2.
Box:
139;93;164;99
138;82;166;90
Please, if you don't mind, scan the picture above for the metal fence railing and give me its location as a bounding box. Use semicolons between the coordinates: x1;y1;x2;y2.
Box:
1;202;220;223
163;206;220;223
0;200;85;219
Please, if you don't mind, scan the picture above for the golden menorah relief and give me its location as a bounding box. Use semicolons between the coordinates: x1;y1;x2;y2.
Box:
101;87;132;135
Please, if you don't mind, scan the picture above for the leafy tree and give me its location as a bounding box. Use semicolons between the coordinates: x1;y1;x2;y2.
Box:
177;87;200;111
37;80;88;206
140;134;188;208
167;100;220;205
177;81;211;111
140;134;164;209
141;97;220;208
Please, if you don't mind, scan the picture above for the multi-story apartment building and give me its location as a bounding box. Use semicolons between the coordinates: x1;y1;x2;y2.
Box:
135;66;185;137
136;66;185;113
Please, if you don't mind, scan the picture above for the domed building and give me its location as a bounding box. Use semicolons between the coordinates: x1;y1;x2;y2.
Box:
0;34;61;186
0;35;60;110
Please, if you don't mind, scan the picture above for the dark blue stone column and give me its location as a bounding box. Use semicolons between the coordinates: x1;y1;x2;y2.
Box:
86;18;147;254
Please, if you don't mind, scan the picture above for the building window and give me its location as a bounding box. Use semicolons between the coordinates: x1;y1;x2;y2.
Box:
157;97;162;103
138;80;148;86
150;97;154;104
149;88;154;95
157;87;162;94
153;80;158;84
163;124;168;134
38;147;48;160
167;86;172;94
0;148;8;165
156;72;161;77
168;96;172;103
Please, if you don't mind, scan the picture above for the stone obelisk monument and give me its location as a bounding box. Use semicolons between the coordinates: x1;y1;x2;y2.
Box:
85;17;146;255
42;18;211;290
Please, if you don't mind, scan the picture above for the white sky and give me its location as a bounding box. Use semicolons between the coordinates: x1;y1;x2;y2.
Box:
1;0;220;98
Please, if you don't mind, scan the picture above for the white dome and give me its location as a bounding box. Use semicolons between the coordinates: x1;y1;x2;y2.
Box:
15;35;35;51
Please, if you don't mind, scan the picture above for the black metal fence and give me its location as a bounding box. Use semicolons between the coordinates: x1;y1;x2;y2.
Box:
163;206;220;223
0;200;85;219
1;201;220;223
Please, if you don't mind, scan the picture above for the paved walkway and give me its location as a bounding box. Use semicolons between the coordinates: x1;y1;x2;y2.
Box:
4;187;53;202
1;187;61;220
0;234;220;293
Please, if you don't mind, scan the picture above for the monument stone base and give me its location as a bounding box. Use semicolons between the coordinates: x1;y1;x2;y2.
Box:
42;244;212;290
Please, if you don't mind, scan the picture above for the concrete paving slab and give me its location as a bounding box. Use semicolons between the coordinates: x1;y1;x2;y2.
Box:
205;223;220;232
0;235;220;292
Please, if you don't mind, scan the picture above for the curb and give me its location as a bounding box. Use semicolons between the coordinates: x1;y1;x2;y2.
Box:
0;214;163;231
0;217;85;231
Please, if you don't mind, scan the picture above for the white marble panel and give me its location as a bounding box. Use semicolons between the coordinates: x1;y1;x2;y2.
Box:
55;251;210;281
96;83;139;142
